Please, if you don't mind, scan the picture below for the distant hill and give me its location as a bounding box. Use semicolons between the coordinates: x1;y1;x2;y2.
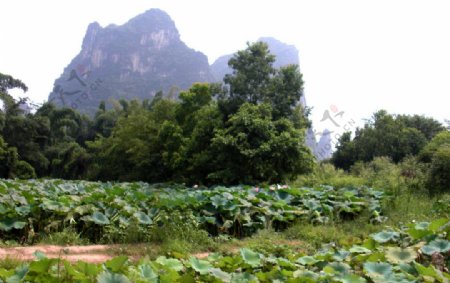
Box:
48;9;214;115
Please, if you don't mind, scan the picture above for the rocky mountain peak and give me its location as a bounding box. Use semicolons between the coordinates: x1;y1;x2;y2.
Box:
48;9;213;115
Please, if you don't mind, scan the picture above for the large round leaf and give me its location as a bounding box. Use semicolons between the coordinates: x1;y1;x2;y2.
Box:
0;218;27;231
91;211;110;225
385;247;416;264
339;274;367;283
138;264;158;282
133;212;152;225
210;268;231;283
97;271;130;283
156;256;184;272
363;262;393;278
240;248;262;267
189;257;212;275
296;256;319;266
371;231;399;243
421;239;450;255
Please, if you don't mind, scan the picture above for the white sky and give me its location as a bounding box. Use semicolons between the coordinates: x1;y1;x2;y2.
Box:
1;0;450;135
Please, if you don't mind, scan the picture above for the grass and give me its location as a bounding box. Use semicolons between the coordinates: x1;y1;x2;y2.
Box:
0;257;22;270
39;228;89;246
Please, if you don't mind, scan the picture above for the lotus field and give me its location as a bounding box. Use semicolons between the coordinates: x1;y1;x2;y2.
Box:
0;218;449;282
0;179;384;242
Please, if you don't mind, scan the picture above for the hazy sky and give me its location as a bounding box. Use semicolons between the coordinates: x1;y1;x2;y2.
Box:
1;0;449;135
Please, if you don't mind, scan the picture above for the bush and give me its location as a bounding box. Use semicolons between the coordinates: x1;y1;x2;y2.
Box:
14;160;36;179
426;146;450;195
150;210;216;254
40;228;88;245
294;163;364;188
419;131;450;162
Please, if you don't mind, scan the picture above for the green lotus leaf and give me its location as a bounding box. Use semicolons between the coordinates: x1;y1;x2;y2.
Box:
293;269;319;280
5;265;28;282
33;250;47;260
189;257;212;275
240;248;262;267
210;268;231;283
156;256;184;272
28;258;56;273
97;271;131;283
74;205;93;215
119;216;130;226
326;262;351;275
363;262;393;278
385;247;416;264
133;212;152;225
211;195;228;208
421;239;450;255
349;246;372;254
428;218;449;232
414;222;429;230
414;262;439;278
371;231;399;243
230;272;258;282
0;218;27;231
138;264;158;282
407;227;432;240
105;256;129;273
0;204;9;214
339;274;367;283
296;256;318;265
91;211;110;225
15;205;30;216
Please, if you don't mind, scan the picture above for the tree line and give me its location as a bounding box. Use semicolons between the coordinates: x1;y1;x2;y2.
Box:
331;110;450;194
1;41;448;191
0;42;314;185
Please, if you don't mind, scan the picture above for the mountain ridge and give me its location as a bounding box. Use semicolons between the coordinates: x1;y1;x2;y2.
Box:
48;9;214;115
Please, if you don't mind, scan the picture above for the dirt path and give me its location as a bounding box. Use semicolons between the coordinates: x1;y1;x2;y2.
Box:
0;240;306;263
0;245;115;263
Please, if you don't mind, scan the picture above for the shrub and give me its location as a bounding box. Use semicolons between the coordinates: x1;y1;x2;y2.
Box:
426;146;450;195
14;160;36;179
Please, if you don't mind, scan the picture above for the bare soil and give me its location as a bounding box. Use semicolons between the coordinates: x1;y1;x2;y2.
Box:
0;239;307;263
0;245;115;263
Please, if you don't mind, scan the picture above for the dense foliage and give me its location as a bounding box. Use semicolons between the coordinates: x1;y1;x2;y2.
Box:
0;42;313;185
331;110;445;170
0;179;384;243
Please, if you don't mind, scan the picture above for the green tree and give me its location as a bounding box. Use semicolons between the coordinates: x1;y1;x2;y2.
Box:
88;99;183;182
210;103;313;184
268;64;304;121
223;42;276;106
418;131;450;162
426;146;450;195
331;132;357;170
182;104;224;183
332;110;441;169
0;136;18;178
219;42;308;127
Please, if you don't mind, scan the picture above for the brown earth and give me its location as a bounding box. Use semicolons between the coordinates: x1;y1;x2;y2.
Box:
0;240;306;263
0;245;115;263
